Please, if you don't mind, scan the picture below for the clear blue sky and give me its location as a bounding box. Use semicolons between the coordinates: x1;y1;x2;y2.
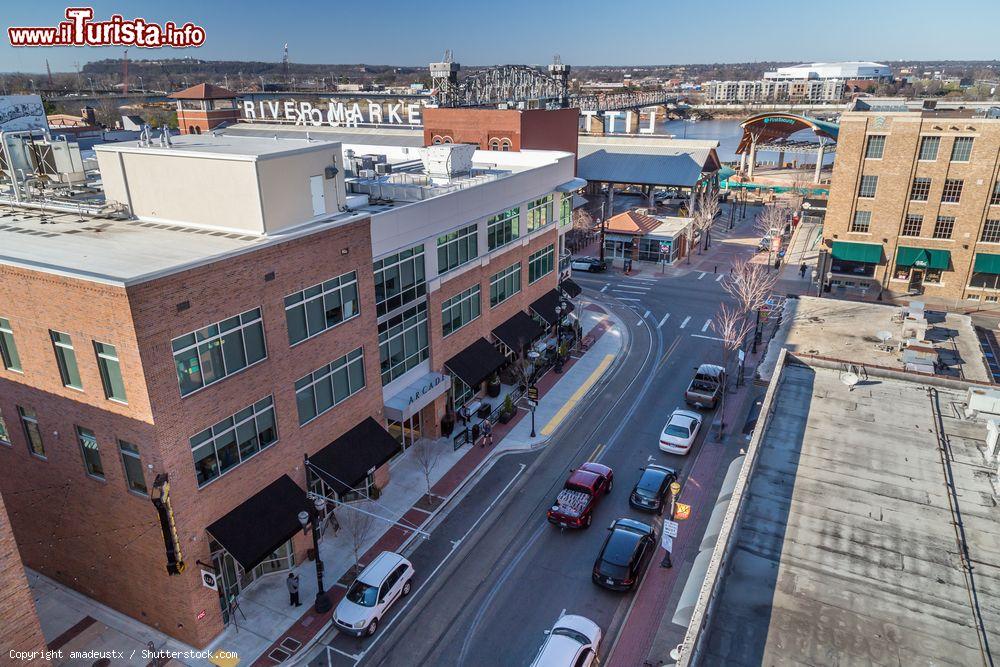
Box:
2;0;997;73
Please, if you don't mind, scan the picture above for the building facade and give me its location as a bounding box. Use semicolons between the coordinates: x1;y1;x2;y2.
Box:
703;78;844;104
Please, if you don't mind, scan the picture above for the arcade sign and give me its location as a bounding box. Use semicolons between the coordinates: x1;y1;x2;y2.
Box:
241;98;425;128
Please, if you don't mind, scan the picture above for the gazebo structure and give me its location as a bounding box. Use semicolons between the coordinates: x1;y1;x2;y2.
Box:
736;112;839;183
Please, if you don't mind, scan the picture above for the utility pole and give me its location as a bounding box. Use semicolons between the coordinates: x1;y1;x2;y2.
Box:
122;48;129;96
45;59;53;87
282;43;289;85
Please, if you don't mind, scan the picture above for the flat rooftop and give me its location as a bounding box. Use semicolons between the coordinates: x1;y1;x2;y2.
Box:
224;123;424;148
93;132;340;160
697;360;1000;665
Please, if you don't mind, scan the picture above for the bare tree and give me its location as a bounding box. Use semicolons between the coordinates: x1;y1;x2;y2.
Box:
723;255;777;316
410;437;442;507
711;303;755;437
754;203;791;272
692;190;721;252
341;501;377;575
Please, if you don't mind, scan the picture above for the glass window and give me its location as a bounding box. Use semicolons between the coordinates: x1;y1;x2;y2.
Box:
77;426;104;479
490;262;522;307
901;214;923;237
487;208;520;251
982;220;1000;244
910;178;931;202
992;181;1000;207
864;135;885;159
850;211;871;233
50;331;82;389
17;406;44;458
933;216;955;239
284;271;360;345
951;136;974;162
918;136;940;161
294;348;366;425
0;317;22;372
441;285;481;337
94;342;127;403
970;272;1000;290
378;302;429;386
119;440;147;494
374;244;426;317
437;225;478;274
0;408;10;445
526;195;554;232
941;179;964;204
190;396;277;487
171;308;266;397
560;196;572;227
528;245;555;284
858;175;878;199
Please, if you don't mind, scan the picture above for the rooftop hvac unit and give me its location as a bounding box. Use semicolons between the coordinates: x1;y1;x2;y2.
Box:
987;419;1000;462
375;162;393;175
359;169;376;179
419;143;475;179
965;387;1000;419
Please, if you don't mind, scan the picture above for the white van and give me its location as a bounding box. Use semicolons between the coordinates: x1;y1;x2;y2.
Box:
333;551;414;637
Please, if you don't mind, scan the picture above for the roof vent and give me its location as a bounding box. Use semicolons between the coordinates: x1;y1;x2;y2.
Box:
419;143;476;179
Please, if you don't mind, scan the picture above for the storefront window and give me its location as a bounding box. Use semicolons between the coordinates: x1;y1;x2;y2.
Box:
970;273;1000;290
830;259;876;278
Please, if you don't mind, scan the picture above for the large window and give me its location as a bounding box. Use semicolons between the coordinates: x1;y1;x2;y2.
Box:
295;348;366;425
490;262;522;307
119;440;148;495
379;302;429;385
374;245;426;317
526;195;553;232
0;318;21;372
529;245;555;283
918;136;940;161
951;136;974;162
850;211;871;233
441;285;481;337
191;396;277;487
910;177;931;202
94;342;127;403
864;135;885;159
0;408;10;445
858;175;878;199
17;406;44;458
901;214;923;237
76;426;104;480
487;208;520;251
285;271;360;345
933;216;956;239
992;181;1000;207
437;225;478;274
941;179;964;204
50;331;82;389
560;196;572;227
971;273;1000;290
172;308;266;397
982;220;1000;244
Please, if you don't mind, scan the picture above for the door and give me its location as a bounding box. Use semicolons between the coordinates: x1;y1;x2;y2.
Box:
909;268;925;293
310;175;326;216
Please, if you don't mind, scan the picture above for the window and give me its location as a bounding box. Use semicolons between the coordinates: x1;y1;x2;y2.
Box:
295;348;366;425
451;375;474;409
933;216;955;239
171;308;266;397
500;139;511;151
284;271;360;345
94;342;127;403
982;219;1000;244
374;245;426;317
0;408;10;446
0;317;21;372
490;262;522;307
858;175;878;199
850;210;871;233
18;407;44;458
49;331;82;389
526;195;553;232
119;440;147;495
910;178;931;201
951;136;974;162
487;208;520;251
560;196;572;227
488;139;500;151
437;225;478;274
901;214;923;237
864;135;885;159
941;179;964;204
190;396;277;487
441;285;481;337
918;136;940;161
528;245;555;283
970;273;1000;290
992;181;1000;206
924;268;943;284
77;426;104;480
378;302;429;386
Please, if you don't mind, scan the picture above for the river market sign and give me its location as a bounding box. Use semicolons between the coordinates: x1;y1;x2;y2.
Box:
241;98;425;128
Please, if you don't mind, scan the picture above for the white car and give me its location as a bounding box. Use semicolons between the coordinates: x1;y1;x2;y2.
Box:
659;409;703;455
529;614;602;667
333;551;414;637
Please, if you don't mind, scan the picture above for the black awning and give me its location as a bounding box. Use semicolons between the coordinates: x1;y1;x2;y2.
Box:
559;278;582;299
492;311;545;352
206;475;307;571
444;337;507;389
309;417;401;495
530;289;575;326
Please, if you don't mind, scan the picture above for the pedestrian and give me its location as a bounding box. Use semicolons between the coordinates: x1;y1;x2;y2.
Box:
330;509;340;534
286;573;301;607
481;421;493;449
799;262;807;278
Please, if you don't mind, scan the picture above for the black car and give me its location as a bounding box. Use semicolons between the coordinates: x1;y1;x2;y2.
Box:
592;518;657;591
629;465;677;514
570;256;607;273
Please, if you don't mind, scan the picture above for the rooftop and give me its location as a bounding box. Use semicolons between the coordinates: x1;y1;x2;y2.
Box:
168;83;237;100
577;136;720;188
225;123;424;148
93;132;340;161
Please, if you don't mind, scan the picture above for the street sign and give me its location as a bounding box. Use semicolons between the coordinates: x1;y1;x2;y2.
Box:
669;481;681;496
527;386;539;401
663;519;679;538
660;533;673;553
527;399;538;408
674;503;692;520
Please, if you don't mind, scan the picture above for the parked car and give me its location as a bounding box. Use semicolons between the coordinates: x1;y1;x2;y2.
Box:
592;518;657;591
571;256;607;273
628;465;678;514
659;409;703;455
529;614;602;667
684;363;726;409
333;551;414;637
757;237;771;253
547;462;614;529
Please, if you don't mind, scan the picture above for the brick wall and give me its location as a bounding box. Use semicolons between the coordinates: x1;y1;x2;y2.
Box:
0;491;49;664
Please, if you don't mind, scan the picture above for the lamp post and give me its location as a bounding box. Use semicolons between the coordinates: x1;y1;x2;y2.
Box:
297;496;332;614
598;200;608;264
527;350;540;438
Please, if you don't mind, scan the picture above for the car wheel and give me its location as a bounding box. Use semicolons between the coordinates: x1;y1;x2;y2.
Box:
607;478;614;492
366;619;378;637
584;513;592;528
402;580;412;596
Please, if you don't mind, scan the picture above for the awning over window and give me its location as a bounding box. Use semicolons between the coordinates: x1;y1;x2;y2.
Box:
206;475;307;571
384;372;451;422
492;312;545;352
309;417;401;495
974;253;1000;275
530;289;576;326
555;177;588;193
831;241;883;264
444;338;507;389
559;278;582;299
896;246;950;270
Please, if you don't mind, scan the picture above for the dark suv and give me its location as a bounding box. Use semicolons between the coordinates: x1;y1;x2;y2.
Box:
592;518;657;591
629;465;677;515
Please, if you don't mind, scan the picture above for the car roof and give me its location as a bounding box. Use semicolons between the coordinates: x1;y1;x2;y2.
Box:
579;461;612;476
554;614;600;640
639;466;669;484
357;551;406;585
567;469;601;488
668;412;698;427
534;635;586;665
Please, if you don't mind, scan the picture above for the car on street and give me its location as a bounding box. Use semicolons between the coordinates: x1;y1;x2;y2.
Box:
592;518;657;591
570;256;607;273
546;462;614;529
333;551;414;637
628;465;678;514
659;408;703;454
529;614;602;667
684;363;726;409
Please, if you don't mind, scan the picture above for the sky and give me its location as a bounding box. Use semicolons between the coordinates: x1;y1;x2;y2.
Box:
2;0;998;73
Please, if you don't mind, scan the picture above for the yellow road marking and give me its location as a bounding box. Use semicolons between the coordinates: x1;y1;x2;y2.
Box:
588;443;605;462
540;354;614;436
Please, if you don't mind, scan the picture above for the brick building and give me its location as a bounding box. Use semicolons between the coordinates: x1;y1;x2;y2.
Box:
422;107;579;159
0;493;48;664
821;108;1000;305
170;83;240;135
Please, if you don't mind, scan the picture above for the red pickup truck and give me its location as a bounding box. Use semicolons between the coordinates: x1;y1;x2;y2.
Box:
546;462;614;529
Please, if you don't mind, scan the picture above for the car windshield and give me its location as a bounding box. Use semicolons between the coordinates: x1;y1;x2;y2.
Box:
551;628;590;645
664;423;690;438
345;581;379;607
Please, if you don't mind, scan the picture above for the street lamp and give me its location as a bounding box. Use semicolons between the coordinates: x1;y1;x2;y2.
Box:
259;76;266;93
526;350;540;437
297;496;332;614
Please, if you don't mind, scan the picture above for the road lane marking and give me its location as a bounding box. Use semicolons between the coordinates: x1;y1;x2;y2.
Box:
701;319;711;332
588;442;605;461
658;313;670;328
655;335;682;372
612;286;649;292
643;309;651;320
680;316;691;329
691;333;725;341
715;274;725;282
600;284;609;293
539;354;615;436
617;297;642;302
698;272;706;280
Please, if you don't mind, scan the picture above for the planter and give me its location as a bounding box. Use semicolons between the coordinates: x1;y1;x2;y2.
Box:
486;378;502;398
498;410;513;424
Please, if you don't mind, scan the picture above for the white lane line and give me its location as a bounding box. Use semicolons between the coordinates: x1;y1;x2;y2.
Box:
680;316;691;329
698;272;706;280
658;313;670;328
627;277;657;283
701;319;711;332
617;297;642;302
600;284;609;293
643;309;651;320
612;287;649;292
715;274;725;282
691;333;725;341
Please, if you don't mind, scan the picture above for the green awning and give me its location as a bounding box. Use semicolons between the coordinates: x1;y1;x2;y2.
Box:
974;253;1000;274
831;241;882;264
896;247;950;270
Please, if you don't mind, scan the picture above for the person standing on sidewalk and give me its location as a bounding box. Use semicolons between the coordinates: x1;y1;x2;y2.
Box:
799;262;807;278
287;573;301;607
